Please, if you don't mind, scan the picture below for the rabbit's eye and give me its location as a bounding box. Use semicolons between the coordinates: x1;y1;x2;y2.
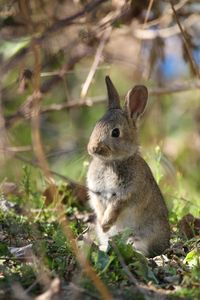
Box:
111;128;120;138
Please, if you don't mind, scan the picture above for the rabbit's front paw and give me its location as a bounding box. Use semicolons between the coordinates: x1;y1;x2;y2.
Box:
101;220;111;232
101;206;119;232
101;215;116;232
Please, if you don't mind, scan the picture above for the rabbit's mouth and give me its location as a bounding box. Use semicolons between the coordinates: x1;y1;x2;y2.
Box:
88;142;111;158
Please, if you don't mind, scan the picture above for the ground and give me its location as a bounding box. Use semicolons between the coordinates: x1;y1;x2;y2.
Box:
0;171;200;300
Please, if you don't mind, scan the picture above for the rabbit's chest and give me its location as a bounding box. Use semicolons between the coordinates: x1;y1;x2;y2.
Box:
87;163;120;203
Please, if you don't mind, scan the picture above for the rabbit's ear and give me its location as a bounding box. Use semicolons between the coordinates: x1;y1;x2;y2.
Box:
125;85;148;120
105;76;121;109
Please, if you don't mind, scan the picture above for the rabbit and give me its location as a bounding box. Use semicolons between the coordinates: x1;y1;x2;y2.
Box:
86;76;170;257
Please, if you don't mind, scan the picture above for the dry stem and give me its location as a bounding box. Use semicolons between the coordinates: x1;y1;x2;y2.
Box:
170;0;200;79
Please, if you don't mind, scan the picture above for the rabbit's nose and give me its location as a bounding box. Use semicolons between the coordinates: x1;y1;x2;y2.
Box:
92;144;102;154
88;142;103;155
91;145;98;153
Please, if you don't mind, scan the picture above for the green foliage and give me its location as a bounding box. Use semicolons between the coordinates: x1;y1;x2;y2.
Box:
1;153;200;299
184;249;200;268
19;166;44;209
0;243;9;256
112;233;158;284
89;232;158;285
0;175;200;299
0;210;31;242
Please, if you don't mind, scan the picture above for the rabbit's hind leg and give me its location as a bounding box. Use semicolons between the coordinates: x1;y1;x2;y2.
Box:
127;236;149;257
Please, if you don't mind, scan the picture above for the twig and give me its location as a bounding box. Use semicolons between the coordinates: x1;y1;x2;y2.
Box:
41;96;106;113
170;1;200;79
110;241;172;300
110;240;138;286
143;0;154;27
149;81;200;95
12;278;61;300
41;45;93;94
81;27;111;98
38;0;108;40
33;80;200;110
57;204;114;300
4;45;93;128
4;80;200;127
137;0;155;80
97;0;190;33
2;0;108;75
143;0;190;29
41;65;110;77
25;279;39;294
0;146;32;153
133;14;200;40
35;278;60;300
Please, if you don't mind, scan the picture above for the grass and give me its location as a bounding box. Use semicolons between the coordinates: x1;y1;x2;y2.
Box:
0;162;200;300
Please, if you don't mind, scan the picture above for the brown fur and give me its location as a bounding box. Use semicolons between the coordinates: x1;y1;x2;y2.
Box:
87;77;170;257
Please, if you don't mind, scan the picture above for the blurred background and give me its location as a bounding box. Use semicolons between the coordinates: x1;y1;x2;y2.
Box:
1;0;200;217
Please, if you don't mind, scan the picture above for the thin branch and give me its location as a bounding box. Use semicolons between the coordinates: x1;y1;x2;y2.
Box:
37;0;108;40
143;0;190;29
170;1;200;79
41;46;93;94
35;278;60;300
99;0;190;33
110;240;139;286
2;0;108;75
133;14;200;40
41;96;107;113
111;240;171;300
40;65;110;77
136;0;155;80
81;27;111;98
57;204;114;300
4;46;93;128
0;146;32;152
4;80;200;127
149;81;200;95
143;0;154;27
31;81;200;111
110;241;168;299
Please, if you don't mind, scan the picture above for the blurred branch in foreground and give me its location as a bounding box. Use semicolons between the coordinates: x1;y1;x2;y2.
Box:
28;16;114;298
